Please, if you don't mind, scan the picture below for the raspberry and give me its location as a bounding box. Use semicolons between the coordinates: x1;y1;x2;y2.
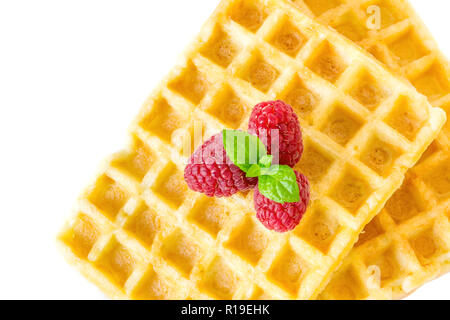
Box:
184;132;257;197
254;171;310;233
248;100;303;168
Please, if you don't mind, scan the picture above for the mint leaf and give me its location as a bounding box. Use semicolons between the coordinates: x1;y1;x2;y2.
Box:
259;155;273;168
223;130;300;204
258;165;300;203
223;130;266;173
246;164;279;178
260;165;279;176
246;164;262;178
246;155;275;178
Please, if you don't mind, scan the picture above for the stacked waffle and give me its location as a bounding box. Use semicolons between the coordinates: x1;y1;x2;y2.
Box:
283;0;450;300
58;0;449;299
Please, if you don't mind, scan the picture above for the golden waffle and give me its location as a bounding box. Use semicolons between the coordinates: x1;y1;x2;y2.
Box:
58;0;445;299
279;0;450;299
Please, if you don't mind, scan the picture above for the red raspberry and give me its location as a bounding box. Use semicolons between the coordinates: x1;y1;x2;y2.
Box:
184;132;257;197
254;171;310;233
248;100;303;168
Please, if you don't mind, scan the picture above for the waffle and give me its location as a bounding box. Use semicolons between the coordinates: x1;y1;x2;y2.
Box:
279;0;450;299
58;0;445;300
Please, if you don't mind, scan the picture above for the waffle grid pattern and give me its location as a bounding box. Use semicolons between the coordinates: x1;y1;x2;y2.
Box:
58;0;445;300
280;0;450;299
286;0;450;109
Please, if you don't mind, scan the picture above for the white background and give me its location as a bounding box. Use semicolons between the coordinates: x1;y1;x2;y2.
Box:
0;0;449;300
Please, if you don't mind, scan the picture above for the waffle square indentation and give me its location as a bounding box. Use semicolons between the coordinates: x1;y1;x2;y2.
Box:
421;159;450;197
229;0;267;32
199;256;241;299
267;243;308;296
225;217;271;265
188;198;229;237
385;180;425;224
332;11;368;42
385;95;427;141
268;19;306;57
348;69;389;110
355;216;384;247
139;98;186;143
409;227;445;266
306;41;348;83
388;28;430;66
124;205;162;248
88;175;129;220
359;134;402;177
323;267;368;300
201;27;240;68
295;140;334;184
412;61;450;101
63;213;100;259
329;167;372;215
169;61;210;104
160;230;201;277
152;163;187;209
96;239;136;287
279;76;320;118
303;0;342;17
205;85;247;129
296;205;341;254
112;138;153;181
365;246;403;287
132;268;177;300
239;53;280;93
320;103;364;146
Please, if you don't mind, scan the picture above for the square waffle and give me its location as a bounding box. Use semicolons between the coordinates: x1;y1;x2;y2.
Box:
280;0;450;299
58;0;445;299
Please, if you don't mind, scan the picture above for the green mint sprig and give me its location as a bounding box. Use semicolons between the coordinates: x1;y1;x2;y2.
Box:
223;129;266;173
223;129;300;204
